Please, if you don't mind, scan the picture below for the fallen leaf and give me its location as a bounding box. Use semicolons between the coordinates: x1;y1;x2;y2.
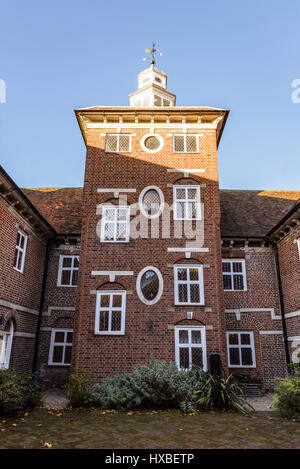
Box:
37;424;42;427
12;424;17;427
41;440;52;448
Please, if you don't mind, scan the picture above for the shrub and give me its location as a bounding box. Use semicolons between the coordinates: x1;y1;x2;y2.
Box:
195;371;251;414
0;369;42;415
65;373;98;408
273;371;300;421
66;361;198;411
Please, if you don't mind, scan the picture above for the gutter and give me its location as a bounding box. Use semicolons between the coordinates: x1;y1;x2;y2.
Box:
265;235;291;369
32;237;54;373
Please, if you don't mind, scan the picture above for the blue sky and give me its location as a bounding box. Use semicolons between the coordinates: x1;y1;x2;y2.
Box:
0;0;299;190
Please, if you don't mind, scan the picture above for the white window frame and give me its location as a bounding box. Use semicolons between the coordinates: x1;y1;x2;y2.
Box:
57;255;79;287
173;134;199;153
95;290;126;335
222;259;247;291
13;230;28;273
173;185;201;221
48;328;73;366
0;321;14;370
140;133;164;154
226;331;256;368
138;185;165;219
105;134;131;152
297;238;300;260
174;265;204;305
136;266;164;306
100;206;130;243
175;326;207;371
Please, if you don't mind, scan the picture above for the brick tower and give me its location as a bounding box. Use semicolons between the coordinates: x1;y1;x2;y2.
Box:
73;52;229;380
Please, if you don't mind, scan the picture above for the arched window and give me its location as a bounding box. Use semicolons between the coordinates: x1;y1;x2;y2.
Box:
0;321;14;369
136;266;163;305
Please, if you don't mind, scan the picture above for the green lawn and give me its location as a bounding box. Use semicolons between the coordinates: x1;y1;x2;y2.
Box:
0;407;299;449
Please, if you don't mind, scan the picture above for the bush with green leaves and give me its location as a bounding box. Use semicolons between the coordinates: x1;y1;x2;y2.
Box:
66;361;199;411
273;371;300;421
194;369;251;414
0;369;42;415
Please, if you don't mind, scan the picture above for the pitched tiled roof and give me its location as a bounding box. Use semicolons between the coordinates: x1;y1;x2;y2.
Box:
22;187;83;234
22;187;300;237
220;190;300;237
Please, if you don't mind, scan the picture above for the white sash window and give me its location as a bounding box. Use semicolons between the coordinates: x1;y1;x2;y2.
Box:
175;327;207;371
0;321;14;369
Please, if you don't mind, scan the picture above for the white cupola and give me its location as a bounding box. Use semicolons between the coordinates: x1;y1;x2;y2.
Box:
129;44;176;107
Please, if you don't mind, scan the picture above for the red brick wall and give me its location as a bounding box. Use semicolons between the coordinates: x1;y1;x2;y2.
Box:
72;126;228;382
0;197;47;372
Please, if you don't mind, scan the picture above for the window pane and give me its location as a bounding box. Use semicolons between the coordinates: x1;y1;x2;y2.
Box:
186;136;197;152
13;250;19;269
178;284;188;303
176;202;185;219
112;294;122;307
233;274;244;290
99;311;109;331
53;346;63;363
179;330;189;344
163;99;170;106
154;95;162;106
222;262;231;273
104;223;115;241
223;275;232;290
229;348;240;366
119;135;130;152
187;188;197;200
118;209;128;221
191;348;203;367
100;294;110;307
116;223;127;240
174;136;185;152
73;257;79;268
62;257;72;268
241;348;253;366
111;311;121;331
141;270;159;301
187;202;197;219
71;269;78;286
106;135;118;152
66;332;73;343
189;268;199;281
233;262;243;273
179;348;189;368
177;268;187;281
61;270;71;285
228;333;238;345
241;334;251;345
105;209;116;221
64;346;72;364
144;136;160;150
19;234;25;249
191;330;201;344
176;188;186;199
190;284;200;303
54;331;65;343
17;252;23;271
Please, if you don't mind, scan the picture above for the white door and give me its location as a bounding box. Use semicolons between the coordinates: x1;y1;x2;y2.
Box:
175;326;207;371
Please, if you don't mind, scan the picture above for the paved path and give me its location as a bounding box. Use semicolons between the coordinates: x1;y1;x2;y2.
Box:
42;389;69;409
246;394;275;411
41;389;276;412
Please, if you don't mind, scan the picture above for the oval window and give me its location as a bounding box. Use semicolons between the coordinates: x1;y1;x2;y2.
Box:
139;186;164;219
136;266;163;305
140;133;164;153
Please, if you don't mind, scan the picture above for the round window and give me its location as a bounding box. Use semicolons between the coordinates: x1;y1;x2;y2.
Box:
144;136;160;150
136;266;163;305
140;133;164;153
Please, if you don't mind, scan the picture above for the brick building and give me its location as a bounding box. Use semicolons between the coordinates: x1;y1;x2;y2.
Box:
0;61;299;390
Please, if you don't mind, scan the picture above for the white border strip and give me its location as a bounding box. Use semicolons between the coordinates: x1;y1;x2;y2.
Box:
91;271;134;282
0;298;39;316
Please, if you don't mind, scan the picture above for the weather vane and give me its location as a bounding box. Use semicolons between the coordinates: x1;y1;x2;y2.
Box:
143;42;163;66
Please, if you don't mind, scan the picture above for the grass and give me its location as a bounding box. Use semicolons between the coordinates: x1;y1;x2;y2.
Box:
0;407;299;449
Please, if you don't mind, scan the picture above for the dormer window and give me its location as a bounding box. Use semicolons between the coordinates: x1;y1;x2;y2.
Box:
106;134;131;152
